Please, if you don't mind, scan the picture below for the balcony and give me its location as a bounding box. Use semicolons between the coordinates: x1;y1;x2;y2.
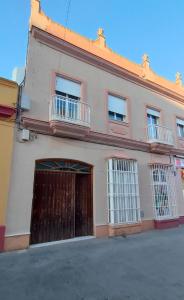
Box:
49;95;91;138
147;124;174;153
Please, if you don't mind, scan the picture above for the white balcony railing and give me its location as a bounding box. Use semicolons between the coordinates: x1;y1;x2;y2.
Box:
147;124;174;145
49;95;90;127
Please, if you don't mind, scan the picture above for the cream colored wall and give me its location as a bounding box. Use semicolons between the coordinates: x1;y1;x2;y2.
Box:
24;36;184;146
6;35;184;237
7;132;184;236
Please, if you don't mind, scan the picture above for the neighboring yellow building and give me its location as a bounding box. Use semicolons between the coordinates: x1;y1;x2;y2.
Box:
0;77;18;251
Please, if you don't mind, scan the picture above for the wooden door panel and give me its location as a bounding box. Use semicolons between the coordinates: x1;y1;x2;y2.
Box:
75;174;93;237
31;165;93;245
30;171;75;244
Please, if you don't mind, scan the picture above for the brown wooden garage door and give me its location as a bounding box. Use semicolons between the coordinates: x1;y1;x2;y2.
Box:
30;160;93;244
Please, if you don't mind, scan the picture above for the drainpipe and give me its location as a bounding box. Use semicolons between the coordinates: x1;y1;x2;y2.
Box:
16;80;24;129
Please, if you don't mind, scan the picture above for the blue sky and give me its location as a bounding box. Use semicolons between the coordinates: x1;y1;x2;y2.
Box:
1;0;184;82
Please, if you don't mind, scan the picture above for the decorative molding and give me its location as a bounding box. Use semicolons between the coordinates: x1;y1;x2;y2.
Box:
31;18;184;103
85;131;149;151
150;142;174;154
22;117;52;134
176;72;182;87
29;0;184;98
0;105;16;118
50;120;90;138
22;117;184;155
0;77;18;89
31;27;184;105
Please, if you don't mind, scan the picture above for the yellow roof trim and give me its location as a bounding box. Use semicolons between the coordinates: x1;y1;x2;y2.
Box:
0;77;18;88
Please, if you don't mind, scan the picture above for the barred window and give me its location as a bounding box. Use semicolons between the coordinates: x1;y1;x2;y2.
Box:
108;159;141;224
150;164;177;220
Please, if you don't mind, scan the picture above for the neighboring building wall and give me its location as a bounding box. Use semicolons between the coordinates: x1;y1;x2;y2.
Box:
0;78;18;251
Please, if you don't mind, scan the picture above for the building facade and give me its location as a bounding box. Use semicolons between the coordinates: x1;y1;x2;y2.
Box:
0;77;18;251
4;0;184;250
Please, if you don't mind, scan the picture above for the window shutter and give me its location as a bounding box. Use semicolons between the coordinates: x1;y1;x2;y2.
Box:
176;118;184;126
147;108;160;117
108;95;127;115
56;76;81;98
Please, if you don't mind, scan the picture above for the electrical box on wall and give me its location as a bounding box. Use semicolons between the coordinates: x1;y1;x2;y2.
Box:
20;129;30;141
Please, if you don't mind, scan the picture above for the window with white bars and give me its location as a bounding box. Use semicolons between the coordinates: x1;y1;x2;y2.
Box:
150;164;177;220
108;159;141;224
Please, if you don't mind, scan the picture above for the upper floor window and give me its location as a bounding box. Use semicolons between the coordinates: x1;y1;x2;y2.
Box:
176;118;184;138
55;76;81;100
108;95;127;122
147;108;160;126
147;108;160;140
54;76;82;122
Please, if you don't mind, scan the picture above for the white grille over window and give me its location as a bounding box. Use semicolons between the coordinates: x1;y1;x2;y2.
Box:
108;159;141;224
150;164;177;220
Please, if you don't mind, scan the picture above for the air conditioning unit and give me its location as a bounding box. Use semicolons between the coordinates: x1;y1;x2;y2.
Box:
20;129;30;141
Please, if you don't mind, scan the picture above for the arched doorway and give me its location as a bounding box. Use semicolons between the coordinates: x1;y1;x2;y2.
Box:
30;159;93;244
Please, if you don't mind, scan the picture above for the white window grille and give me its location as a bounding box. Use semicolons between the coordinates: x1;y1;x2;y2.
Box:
150;164;177;220
108;159;141;224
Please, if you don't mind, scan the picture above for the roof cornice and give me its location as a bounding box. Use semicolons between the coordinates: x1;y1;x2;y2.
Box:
30;0;184;103
32;26;184;105
0;77;18;88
